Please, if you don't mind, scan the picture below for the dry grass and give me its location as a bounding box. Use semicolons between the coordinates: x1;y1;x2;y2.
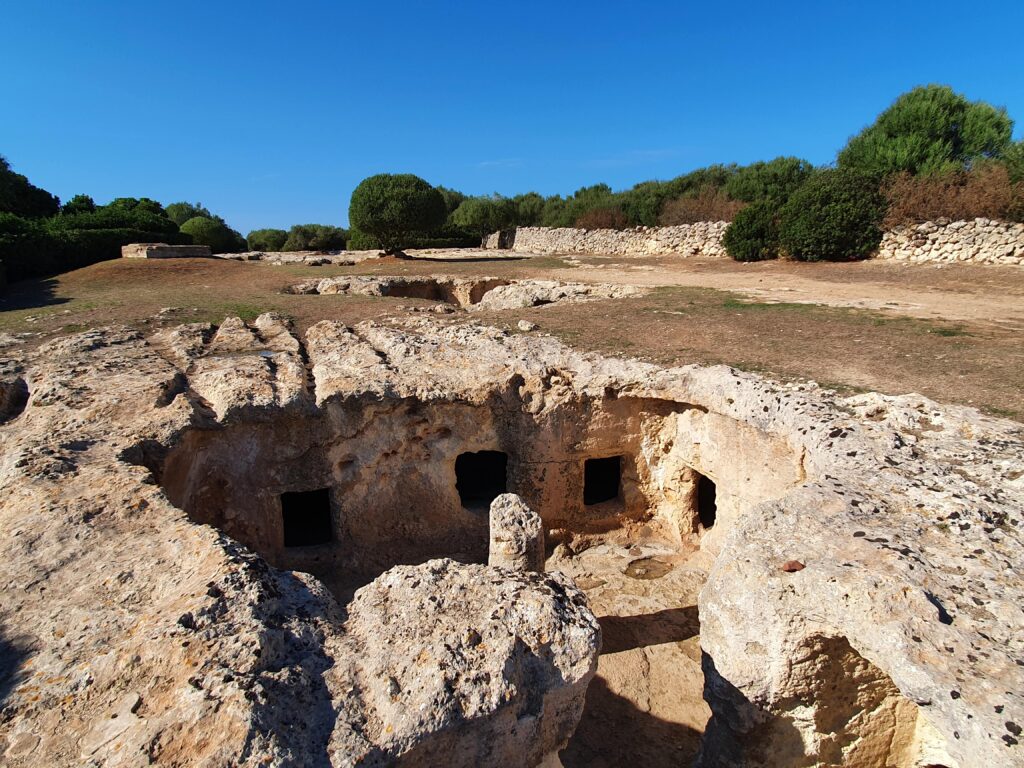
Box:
659;188;745;225
883;165;1024;228
1;254;1022;420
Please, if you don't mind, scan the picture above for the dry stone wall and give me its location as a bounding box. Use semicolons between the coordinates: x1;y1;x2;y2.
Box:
494;218;1024;265
877;218;1024;265
507;223;730;257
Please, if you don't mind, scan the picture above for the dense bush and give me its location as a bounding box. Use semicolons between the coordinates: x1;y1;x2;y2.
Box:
246;228;288;251
1004;140;1024;184
53;205;180;236
574;206;630;229
883;164;1024;227
0;212;191;282
346;227;380;250
722;202;780;261
725;157;815;205
349;174;447;253
0;156;60;218
282;223;347;251
166;201;213;226
61;194;96;215
451;196;516;237
179;216;247;253
778;169;886;261
107;197;166;217
838;85;1013;176
511;192;545;227
659;187;746;224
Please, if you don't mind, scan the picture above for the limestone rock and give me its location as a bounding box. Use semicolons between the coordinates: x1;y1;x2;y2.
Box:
331;559;600;766
489;493;545;571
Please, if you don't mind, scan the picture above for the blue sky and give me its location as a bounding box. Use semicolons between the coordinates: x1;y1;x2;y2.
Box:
3;0;1022;233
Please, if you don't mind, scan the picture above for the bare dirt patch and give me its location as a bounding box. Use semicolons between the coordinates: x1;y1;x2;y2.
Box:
1;251;1022;418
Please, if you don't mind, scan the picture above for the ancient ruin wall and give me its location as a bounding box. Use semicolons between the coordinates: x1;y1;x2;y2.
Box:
506;223;730;257
876;217;1024;265
492;218;1024;265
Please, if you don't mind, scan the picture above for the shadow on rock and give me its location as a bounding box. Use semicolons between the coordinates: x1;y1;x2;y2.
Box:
0;624;33;708
560;675;703;768
598;605;699;654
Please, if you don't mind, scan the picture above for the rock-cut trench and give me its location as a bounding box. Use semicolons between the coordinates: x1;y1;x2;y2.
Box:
131;316;967;767
145;365;794;765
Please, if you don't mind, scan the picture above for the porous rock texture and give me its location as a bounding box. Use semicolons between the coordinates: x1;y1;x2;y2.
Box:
0;314;1022;767
337;559;597;766
288;274;645;310
0;320;600;767
505;223;729;257
489;493;545;572
493;219;1024;266
877;218;1024;266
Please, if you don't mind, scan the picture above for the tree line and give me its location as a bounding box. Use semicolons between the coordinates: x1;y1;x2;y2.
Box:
2;84;1022;281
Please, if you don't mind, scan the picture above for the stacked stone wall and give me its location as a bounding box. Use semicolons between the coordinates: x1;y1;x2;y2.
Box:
487;218;1024;265
506;223;729;257
876;218;1024;266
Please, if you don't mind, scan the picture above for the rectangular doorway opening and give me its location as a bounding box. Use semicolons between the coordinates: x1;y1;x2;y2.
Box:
281;488;333;547
455;451;508;509
584;455;622;505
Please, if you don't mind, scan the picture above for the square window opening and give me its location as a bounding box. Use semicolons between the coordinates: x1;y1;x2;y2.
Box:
281;488;333;547
584;455;622;506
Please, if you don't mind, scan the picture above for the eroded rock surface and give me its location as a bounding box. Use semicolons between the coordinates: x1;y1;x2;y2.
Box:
331;559;599;765
0;315;1021;767
289;275;645;309
489;493;545;572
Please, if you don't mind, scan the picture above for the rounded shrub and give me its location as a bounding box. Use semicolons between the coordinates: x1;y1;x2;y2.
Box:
348;174;446;254
722;201;780;261
179;216;246;253
247;228;288;251
346;227;380;250
778;170;886;261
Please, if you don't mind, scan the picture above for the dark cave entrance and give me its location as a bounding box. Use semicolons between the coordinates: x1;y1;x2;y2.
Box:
584;456;622;506
697;473;717;529
281;488;334;547
455;451;508;509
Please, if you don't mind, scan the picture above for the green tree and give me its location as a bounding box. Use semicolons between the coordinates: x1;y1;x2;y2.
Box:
61;194;96;215
511;192;545;226
725;157;815;205
0;155;60;218
838;85;1013;176
166;201;213;226
436;186;468;216
778;169;886;261
450;196;516;238
179;216;246;253
107;197;166;217
1003;139;1024;184
282;224;347;251
246;228;288;251
348;174;446;254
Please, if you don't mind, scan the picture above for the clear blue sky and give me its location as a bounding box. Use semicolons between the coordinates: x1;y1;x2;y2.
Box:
3;0;1022;234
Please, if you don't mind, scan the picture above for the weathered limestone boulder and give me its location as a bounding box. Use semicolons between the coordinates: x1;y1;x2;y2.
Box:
489;493;545;571
330;559;599;765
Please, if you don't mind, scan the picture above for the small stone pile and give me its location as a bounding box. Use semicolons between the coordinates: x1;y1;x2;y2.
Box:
876;218;1024;265
505;223;729;257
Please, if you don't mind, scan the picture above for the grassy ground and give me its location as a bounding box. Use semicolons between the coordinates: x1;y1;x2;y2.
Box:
1;254;1021;420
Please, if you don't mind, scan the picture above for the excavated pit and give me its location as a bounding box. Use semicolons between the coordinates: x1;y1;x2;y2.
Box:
4;315;1017;767
143;322;814;766
288;274;646;310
